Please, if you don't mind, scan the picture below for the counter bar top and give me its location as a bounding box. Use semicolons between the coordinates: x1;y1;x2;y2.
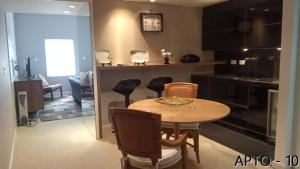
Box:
96;61;226;71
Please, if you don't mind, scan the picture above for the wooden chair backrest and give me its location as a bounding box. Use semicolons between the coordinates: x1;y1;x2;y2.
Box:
110;108;162;166
165;82;198;98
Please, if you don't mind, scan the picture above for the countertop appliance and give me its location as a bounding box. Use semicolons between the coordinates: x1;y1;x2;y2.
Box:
181;54;200;63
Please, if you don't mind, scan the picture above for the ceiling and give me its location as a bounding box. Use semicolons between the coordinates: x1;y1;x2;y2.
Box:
124;0;226;7
0;0;90;16
0;0;225;16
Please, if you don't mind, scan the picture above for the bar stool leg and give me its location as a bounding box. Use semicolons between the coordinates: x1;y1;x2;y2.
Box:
158;91;162;98
125;95;130;108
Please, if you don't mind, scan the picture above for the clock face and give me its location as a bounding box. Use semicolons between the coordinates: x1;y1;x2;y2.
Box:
140;13;163;32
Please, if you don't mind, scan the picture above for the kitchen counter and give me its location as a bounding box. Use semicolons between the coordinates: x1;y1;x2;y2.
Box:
191;73;279;139
191;74;279;88
97;61;219;126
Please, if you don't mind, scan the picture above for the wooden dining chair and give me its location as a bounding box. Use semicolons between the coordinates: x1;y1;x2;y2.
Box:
163;82;201;163
110;108;188;169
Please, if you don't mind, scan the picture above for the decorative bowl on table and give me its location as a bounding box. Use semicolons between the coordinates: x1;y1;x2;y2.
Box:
155;96;193;105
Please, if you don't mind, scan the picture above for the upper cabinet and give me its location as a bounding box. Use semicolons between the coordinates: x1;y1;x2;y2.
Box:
245;0;282;49
203;1;245;32
202;0;282;51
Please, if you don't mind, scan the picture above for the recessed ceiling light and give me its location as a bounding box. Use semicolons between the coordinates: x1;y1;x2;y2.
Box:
249;8;255;11
264;9;270;12
64;11;71;14
69;5;76;9
150;0;156;2
277;47;282;51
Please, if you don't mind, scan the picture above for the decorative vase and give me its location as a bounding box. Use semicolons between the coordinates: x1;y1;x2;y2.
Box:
164;57;170;64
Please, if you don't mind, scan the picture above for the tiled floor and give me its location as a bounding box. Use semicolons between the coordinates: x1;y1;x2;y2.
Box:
11;116;274;169
199;123;275;159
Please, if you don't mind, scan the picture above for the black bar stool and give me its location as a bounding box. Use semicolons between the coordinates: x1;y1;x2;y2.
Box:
147;77;173;98
113;79;141;108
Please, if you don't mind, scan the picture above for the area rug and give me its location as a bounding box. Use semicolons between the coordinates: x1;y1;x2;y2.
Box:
39;96;95;122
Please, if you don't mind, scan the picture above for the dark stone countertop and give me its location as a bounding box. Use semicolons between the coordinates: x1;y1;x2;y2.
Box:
191;74;279;87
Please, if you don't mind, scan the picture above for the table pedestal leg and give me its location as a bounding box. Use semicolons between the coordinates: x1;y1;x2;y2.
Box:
174;123;180;139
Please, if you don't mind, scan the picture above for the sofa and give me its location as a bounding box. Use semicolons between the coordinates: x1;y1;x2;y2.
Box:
69;72;94;103
69;76;81;103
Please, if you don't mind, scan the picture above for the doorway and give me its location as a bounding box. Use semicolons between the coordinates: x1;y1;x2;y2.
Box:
5;0;96;137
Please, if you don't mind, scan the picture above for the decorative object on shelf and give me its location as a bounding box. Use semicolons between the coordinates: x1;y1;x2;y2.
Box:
161;49;172;64
140;12;163;32
23;57;38;79
130;50;149;65
155;96;193;105
95;50;112;66
181;54;200;63
26;57;31;78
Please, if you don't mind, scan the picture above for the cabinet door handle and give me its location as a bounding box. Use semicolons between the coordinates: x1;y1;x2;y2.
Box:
266;91;272;136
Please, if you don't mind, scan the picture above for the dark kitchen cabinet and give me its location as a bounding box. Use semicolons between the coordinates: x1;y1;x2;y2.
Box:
245;0;283;49
203;30;244;51
202;0;282;50
191;74;278;139
193;76;210;99
209;79;249;129
203;0;245;50
247;86;269;134
203;0;245;32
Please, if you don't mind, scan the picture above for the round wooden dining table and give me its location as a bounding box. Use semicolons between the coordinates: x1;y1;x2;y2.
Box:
129;98;230;138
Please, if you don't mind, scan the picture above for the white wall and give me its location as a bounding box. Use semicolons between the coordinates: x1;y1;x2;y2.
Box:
5;12;18;80
93;1;212;64
77;16;92;72
289;0;300;167
293;39;300;169
274;0;300;168
0;8;17;169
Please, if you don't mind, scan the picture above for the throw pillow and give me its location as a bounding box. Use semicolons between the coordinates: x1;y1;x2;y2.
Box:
80;72;89;85
38;74;50;87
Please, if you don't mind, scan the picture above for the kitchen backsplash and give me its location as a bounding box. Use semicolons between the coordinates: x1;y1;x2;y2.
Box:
214;49;280;78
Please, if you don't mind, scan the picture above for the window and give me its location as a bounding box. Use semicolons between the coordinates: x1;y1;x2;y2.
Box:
44;39;76;77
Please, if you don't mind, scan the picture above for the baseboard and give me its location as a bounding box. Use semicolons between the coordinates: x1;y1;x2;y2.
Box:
8;129;16;169
271;161;286;169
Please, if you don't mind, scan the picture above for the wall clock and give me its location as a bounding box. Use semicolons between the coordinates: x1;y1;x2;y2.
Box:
140;13;163;32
